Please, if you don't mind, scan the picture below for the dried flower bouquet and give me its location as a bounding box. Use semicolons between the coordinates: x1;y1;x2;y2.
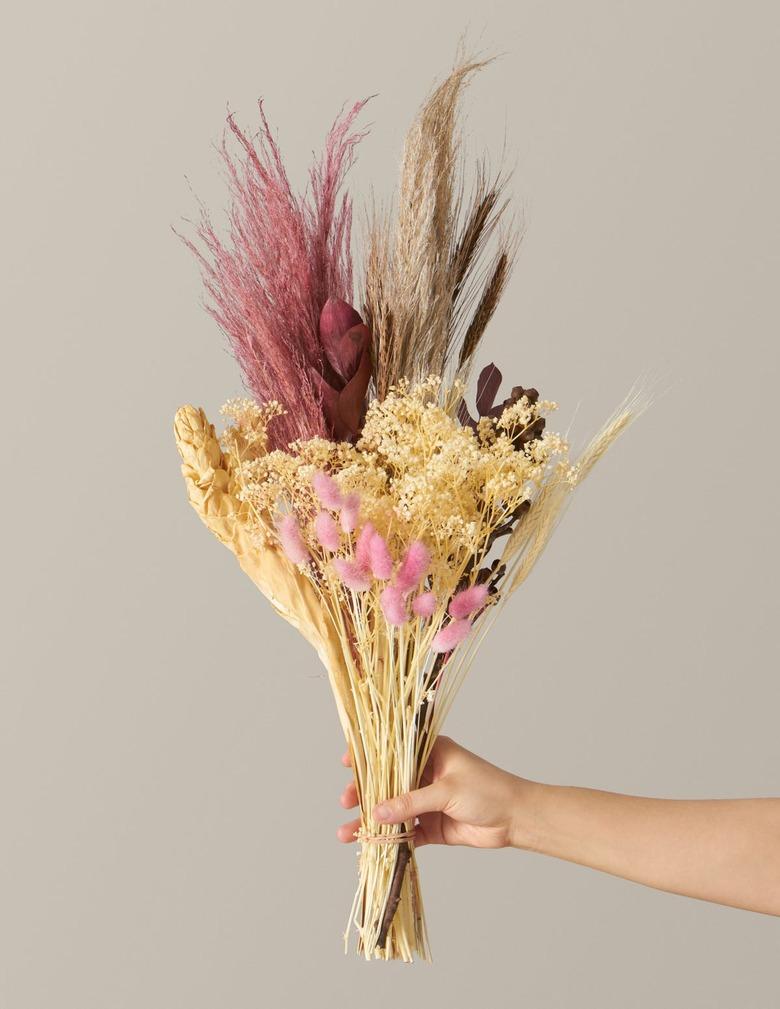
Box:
174;57;638;961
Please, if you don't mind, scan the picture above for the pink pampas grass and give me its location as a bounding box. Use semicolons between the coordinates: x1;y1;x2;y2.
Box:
448;583;489;619
380;585;408;626
395;540;430;593
431;618;473;653
181;99;369;450
412;591;437;618
314;511;341;551
277;513;309;564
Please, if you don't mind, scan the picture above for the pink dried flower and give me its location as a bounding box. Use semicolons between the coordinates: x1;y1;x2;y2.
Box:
340;492;360;533
312;471;343;510
448;583;489;619
380;585;408;626
355;522;376;570
412;591;437;618
395;540;430;593
277;513;309;565
368;533;394;581
431;618;473;654
314;511;341;551
332;558;371;592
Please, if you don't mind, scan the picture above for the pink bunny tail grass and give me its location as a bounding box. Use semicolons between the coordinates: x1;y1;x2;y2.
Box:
395;540;431;593
277;513;309;565
332;558;371;592
368;533;394;580
340;493;361;533
314;510;341;551
179;100;369;451
412;591;437;618
355;522;377;570
380;585;409;626
312;470;343;510
448;582;489;619
431;618;473;654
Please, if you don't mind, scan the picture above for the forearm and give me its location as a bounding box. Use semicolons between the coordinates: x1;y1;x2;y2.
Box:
514;782;780;916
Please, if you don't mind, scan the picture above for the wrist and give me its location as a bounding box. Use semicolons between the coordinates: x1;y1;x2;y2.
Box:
508;777;552;852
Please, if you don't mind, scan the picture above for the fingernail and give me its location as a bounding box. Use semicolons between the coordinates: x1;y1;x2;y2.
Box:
374;802;391;821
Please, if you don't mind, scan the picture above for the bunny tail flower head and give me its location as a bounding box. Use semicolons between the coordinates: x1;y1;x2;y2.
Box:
277;513;310;565
339;492;361;533
312;470;343;510
412;591;437;618
314;510;341;551
431;618;473;654
354;522;377;568
368;533;394;581
395;541;431;593
381;585;409;626
448;583;489;619
332;557;372;592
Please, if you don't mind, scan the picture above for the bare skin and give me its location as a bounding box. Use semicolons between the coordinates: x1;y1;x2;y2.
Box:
337;736;780;917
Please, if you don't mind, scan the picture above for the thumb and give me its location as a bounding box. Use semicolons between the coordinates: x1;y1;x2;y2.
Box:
373;780;450;824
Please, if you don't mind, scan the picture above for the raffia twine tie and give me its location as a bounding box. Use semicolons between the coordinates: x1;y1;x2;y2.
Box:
356;827;416;845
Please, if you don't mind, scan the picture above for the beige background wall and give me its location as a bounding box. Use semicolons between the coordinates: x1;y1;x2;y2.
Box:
2;1;779;1006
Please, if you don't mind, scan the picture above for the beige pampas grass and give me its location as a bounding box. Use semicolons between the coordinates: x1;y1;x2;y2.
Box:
365;56;518;398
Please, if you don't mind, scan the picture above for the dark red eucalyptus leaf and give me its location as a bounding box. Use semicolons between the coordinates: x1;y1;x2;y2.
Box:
476;363;502;415
319;297;365;383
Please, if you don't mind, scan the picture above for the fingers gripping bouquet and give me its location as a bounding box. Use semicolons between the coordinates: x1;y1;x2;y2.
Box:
174;58;638;961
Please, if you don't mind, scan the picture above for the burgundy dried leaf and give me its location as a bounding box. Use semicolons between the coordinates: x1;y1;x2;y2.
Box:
457;399;477;430
319;297;366;382
314;374;342;434
336;337;372;437
476;363;502;415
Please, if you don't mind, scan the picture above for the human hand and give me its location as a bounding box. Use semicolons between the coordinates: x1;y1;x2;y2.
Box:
337;735;532;849
338;736;780;915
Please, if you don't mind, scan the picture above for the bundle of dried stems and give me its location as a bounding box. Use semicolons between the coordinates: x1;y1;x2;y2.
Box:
174;54;641;961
